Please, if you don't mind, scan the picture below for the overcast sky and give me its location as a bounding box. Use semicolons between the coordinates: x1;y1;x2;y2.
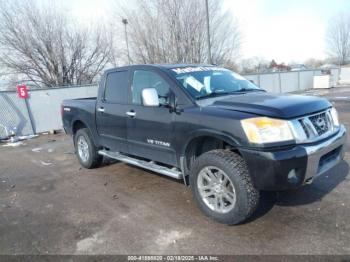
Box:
56;0;350;63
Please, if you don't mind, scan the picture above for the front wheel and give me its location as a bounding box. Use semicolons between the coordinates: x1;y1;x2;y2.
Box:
74;128;103;169
190;150;259;225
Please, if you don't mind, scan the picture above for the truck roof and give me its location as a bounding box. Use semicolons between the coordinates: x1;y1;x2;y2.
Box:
154;63;214;69
104;63;214;73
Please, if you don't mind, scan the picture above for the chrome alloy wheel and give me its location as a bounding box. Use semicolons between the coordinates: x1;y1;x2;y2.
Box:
197;166;236;213
77;135;89;162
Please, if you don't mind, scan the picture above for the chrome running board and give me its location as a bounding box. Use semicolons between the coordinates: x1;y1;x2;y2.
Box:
98;150;183;180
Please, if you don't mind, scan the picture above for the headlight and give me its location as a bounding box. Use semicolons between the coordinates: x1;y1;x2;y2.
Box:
330;107;339;127
241;117;294;144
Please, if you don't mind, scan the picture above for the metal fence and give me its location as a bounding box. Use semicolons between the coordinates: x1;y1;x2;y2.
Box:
243;68;340;93
0;68;344;138
339;67;350;84
0;92;34;138
0;85;98;138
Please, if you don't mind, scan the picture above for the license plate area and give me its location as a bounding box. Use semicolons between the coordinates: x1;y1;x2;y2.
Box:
317;146;342;174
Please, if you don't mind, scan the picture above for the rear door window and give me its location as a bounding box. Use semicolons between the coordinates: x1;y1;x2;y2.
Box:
104;70;129;103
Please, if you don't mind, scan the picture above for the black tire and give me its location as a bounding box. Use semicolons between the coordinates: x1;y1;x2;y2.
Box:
190;150;259;225
74;128;103;169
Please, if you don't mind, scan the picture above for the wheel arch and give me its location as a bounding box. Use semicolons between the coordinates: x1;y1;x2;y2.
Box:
71;119;101;148
180;129;241;177
72;119;88;135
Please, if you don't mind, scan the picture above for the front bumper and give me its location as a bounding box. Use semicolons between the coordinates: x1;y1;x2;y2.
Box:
240;125;347;191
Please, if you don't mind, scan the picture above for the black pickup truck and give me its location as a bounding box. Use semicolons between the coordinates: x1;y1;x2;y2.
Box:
62;64;346;224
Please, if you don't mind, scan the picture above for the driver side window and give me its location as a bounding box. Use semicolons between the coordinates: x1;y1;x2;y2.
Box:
132;70;170;105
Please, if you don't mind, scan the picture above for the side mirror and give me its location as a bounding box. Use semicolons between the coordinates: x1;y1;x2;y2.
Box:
168;92;183;114
169;92;176;110
142;88;159;107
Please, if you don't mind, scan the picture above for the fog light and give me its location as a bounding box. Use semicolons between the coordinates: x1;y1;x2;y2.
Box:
287;169;299;184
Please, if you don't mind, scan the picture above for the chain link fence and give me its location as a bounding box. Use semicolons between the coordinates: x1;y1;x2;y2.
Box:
0;92;34;139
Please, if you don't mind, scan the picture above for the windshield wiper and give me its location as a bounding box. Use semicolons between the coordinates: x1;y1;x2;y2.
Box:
196;91;233;100
234;88;266;93
196;89;265;100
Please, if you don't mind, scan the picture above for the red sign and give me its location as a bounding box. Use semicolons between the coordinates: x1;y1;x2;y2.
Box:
17;85;28;99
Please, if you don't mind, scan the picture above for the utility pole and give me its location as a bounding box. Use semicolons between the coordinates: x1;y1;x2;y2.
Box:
205;0;212;64
122;18;131;65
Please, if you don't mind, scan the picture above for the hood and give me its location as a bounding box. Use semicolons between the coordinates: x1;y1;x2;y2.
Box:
204;92;331;119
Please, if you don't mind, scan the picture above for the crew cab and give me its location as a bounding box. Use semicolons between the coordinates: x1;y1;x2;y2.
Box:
62;64;346;224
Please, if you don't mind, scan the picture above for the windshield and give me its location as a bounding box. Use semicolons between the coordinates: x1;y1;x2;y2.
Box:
170;66;262;99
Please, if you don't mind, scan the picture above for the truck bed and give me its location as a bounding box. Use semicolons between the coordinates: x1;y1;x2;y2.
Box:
61;97;97;135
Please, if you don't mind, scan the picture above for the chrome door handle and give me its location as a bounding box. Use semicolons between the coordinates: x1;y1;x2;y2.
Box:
97;107;105;112
126;111;136;117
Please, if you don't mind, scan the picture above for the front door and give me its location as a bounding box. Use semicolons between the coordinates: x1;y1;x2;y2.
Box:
126;69;177;166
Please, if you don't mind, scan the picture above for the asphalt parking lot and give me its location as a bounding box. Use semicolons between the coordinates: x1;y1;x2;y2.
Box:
1;88;350;255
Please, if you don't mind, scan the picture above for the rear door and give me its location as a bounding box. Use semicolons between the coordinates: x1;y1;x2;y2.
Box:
126;69;177;166
96;70;130;153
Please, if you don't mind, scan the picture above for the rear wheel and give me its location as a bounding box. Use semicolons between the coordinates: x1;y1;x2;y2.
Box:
74;128;103;169
190;150;259;225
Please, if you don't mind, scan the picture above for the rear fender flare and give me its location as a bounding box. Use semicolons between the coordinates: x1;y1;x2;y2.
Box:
71;118;100;147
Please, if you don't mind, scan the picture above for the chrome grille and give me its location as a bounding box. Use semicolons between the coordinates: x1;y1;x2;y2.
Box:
299;119;310;138
308;112;331;136
291;109;336;143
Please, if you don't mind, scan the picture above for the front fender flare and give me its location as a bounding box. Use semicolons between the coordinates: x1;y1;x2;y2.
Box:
180;129;242;158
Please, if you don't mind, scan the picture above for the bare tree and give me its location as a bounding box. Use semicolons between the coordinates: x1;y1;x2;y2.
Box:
303;58;324;69
326;12;350;65
0;0;114;88
114;0;241;66
240;57;269;74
